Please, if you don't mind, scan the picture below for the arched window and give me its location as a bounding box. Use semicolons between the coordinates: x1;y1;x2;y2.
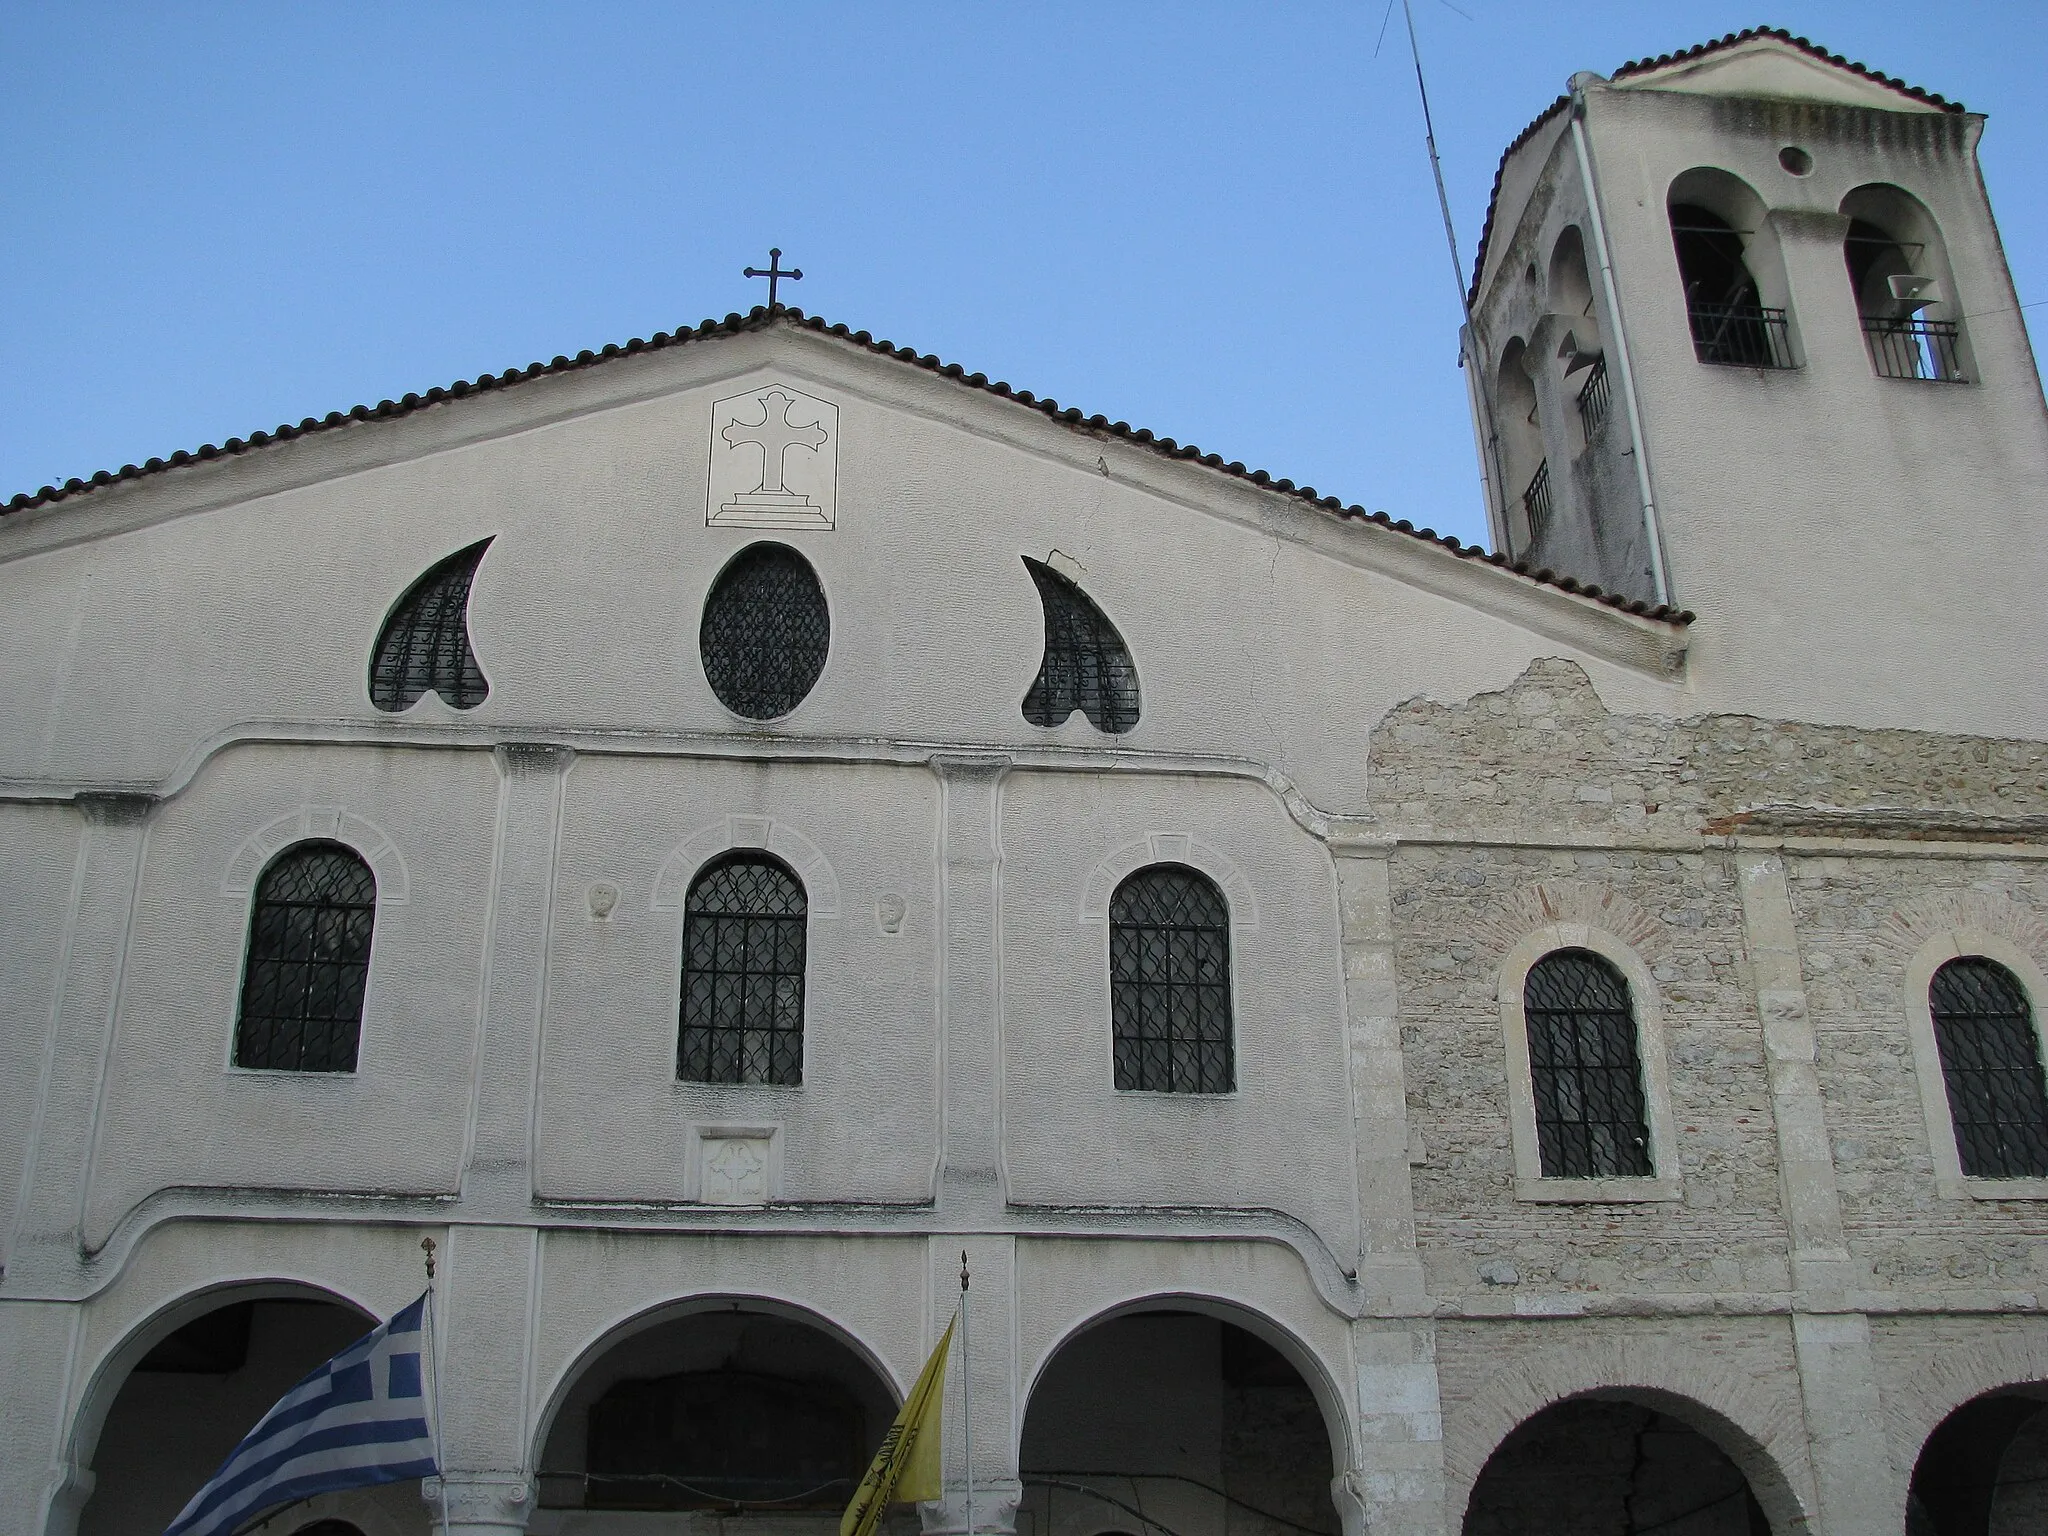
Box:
1109;864;1233;1093
234;842;376;1072
679;853;807;1085
1021;558;1140;734
1668;169;1791;369
370;538;492;712
699;543;831;720
1548;227;1609;443
1928;957;2048;1179
1494;339;1548;547
1842;184;1966;382
1522;949;1652;1177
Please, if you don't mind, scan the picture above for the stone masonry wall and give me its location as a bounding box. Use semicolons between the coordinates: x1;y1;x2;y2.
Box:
1372;658;2048;1309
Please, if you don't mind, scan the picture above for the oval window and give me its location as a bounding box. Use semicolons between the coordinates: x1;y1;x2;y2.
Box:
699;543;830;719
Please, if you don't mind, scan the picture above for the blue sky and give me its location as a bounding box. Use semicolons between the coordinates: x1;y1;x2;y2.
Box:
5;3;2042;548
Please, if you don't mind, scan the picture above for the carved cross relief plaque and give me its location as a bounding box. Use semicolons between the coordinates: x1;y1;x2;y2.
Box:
708;383;839;529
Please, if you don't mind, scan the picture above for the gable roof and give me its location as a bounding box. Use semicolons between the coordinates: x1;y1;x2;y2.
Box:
1467;27;1965;305
1;305;1693;625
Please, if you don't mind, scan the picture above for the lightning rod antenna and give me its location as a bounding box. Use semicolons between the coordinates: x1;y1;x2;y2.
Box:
1399;0;1512;547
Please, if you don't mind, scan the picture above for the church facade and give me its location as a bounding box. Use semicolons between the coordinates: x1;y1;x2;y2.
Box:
3;27;2046;1536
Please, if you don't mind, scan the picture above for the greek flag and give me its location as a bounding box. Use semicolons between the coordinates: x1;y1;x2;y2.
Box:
163;1292;439;1536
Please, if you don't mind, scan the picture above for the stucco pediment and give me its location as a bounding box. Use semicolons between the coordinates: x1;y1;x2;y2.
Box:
1611;38;1947;114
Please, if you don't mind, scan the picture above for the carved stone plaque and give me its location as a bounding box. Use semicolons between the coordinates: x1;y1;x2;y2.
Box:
699;1132;773;1205
708;384;838;529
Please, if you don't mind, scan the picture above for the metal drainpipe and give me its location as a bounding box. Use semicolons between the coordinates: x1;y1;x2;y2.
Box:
1568;81;1672;607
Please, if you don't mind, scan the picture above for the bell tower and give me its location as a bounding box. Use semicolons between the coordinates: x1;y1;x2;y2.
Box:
1464;29;2048;736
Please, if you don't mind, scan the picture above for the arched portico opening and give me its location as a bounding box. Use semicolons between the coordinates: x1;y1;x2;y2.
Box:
1462;1391;1780;1535
75;1285;419;1536
1907;1384;2048;1535
533;1298;900;1526
1019;1302;1345;1536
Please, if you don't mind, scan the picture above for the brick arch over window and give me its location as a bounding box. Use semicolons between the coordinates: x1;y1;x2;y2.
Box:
222;808;409;905
234;841;377;1073
654;815;839;919
1443;1341;1817;1536
1078;832;1258;932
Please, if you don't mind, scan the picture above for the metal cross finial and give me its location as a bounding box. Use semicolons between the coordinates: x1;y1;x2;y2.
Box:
743;247;803;312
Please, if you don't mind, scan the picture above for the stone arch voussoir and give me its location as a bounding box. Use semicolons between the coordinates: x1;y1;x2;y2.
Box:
1445;1336;1816;1536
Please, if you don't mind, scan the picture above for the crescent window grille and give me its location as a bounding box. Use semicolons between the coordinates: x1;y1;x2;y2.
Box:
1929;957;2048;1179
678;853;808;1086
1022;558;1140;734
1109;864;1233;1093
369;538;493;712
233;841;377;1072
1523;949;1653;1177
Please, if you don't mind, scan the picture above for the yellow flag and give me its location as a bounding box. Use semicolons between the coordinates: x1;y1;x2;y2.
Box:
842;1316;954;1536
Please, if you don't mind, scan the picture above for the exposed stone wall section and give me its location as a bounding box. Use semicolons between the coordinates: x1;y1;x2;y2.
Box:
1789;859;2048;1295
1369;657;2048;842
1397;841;1789;1299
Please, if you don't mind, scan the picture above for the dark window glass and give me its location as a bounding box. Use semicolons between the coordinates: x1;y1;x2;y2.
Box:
1022;558;1140;734
679;854;807;1085
1110;864;1232;1093
1929;957;2048;1179
585;1370;863;1510
234;842;376;1072
370;539;492;712
699;543;830;719
1524;949;1653;1177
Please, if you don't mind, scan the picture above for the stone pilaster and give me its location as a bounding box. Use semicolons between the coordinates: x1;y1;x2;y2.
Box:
1736;847;1901;1535
930;755;1009;1220
8;794;153;1281
0;1299;86;1536
463;744;571;1214
1333;842;1447;1536
922;1236;1020;1536
433;1224;539;1530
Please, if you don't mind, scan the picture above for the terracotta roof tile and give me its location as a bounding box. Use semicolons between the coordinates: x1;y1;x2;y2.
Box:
2;306;1693;625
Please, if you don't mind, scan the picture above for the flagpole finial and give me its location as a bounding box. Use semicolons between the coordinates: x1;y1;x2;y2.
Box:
421;1235;437;1281
960;1250;970;1292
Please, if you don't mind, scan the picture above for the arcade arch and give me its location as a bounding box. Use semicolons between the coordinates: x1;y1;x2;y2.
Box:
532;1297;900;1520
1019;1299;1345;1536
1907;1384;2048;1535
74;1284;399;1536
1461;1388;1794;1536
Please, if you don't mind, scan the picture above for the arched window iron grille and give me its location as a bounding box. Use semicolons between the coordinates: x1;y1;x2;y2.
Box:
699;543;831;720
234;841;376;1072
1929;957;2048;1179
678;854;808;1086
1523;949;1653;1177
1109;864;1233;1093
369;538;493;712
1022;558;1140;735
